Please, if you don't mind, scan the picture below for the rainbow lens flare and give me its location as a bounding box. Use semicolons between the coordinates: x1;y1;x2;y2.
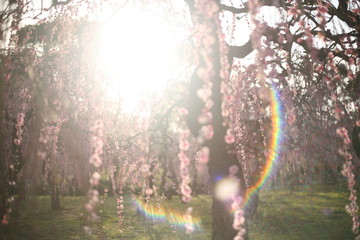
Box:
133;198;202;231
243;86;284;207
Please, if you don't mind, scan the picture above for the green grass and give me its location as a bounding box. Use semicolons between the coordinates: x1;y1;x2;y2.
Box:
1;184;357;240
250;184;355;240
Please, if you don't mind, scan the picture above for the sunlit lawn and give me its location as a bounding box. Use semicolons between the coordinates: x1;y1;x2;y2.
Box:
1;184;356;240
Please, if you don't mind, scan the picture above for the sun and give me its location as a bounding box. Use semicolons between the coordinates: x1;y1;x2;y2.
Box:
98;6;184;113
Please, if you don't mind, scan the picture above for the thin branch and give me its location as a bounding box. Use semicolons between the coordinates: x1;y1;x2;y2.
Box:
228;40;253;59
219;4;247;14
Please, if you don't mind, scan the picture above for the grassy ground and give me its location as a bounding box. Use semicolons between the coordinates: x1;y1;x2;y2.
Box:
0;184;357;240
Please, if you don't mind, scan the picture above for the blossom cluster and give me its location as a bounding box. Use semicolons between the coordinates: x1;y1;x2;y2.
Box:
192;0;221;143
337;127;360;236
84;119;104;234
183;207;195;234
89;120;104;168
229;166;246;240
1;111;28;225
178;128;192;203
116;194;125;226
14;113;25;145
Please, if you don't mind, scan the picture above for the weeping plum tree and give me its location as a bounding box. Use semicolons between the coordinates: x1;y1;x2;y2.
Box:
1;0;360;240
184;0;359;239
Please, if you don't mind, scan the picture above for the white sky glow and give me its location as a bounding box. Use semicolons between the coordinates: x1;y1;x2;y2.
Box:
99;7;181;114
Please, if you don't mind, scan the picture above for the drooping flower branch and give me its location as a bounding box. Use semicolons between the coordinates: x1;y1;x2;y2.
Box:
337;127;360;237
84;119;104;234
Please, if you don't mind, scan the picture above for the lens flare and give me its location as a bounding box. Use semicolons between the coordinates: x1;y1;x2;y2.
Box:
133;198;201;231
243;86;284;207
214;177;240;201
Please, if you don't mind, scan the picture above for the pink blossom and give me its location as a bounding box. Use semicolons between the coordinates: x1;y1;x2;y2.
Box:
89;155;102;168
197;88;212;101
185;225;194;234
198;111;212;124
288;114;296;125
181;129;191;138
181;184;192;195
140;164;150;173
17;113;25;125
200;125;214;140
205;99;214;109
202;35;215;47
178;152;190;164
288;7;300;16
315;65;324;72
318;6;328;14
349;58;355;66
181;195;191;203
234;235;244;240
225;133;235;144
94;139;104;150
177;107;188;116
197;147;209;164
179;140;190;151
13;138;21;145
1;214;9;225
85;203;94;212
278;34;287;44
145;188;153;196
92;172;101;180
196;68;209;79
345;153;353;160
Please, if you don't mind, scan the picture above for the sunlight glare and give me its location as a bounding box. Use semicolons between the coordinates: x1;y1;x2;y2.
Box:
99;7;179;113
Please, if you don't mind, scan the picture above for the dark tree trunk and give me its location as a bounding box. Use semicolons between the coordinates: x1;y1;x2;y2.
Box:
212;197;239;239
207;139;248;240
48;160;61;210
352;125;360;159
17;177;26;201
184;11;249;240
183;1;254;238
50;180;61;210
146;158;156;198
0;135;6;221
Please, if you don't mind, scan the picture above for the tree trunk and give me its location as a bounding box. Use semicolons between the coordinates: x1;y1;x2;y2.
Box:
183;1;251;238
207;139;249;240
212;197;239;239
50;180;61;210
352;125;360;159
17;177;26;201
186;53;249;238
